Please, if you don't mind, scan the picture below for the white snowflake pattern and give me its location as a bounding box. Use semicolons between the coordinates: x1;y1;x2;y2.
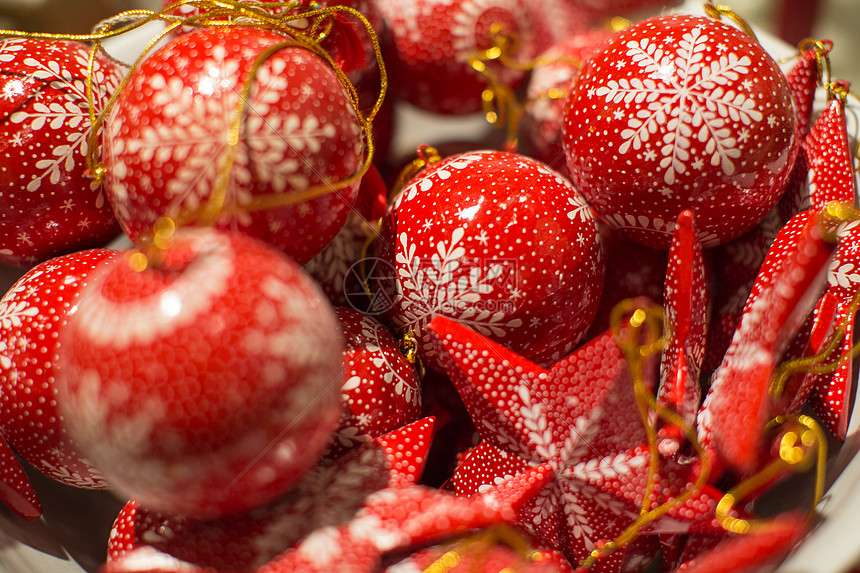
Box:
393;226;523;360
10;48;120;195
596;25;763;187
359;316;420;405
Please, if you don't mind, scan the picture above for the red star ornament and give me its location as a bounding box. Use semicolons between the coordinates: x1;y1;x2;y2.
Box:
253;463;554;573
106;418;435;572
784;40;832;141
667;512;808;573
657;210;708;456
0;433;40;520
427;316;731;570
697;209;837;476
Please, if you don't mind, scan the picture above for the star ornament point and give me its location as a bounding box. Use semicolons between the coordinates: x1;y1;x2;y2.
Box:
426;315;720;568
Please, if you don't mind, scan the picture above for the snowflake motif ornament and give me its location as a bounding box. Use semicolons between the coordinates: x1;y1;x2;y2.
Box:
323;307;422;461
106;418;436;572
564;15;797;248
0;249;119;493
104;26;365;265
376;0;539;114
55;228;345;518
0;38;122;266
428;316;733;570
378;150;604;373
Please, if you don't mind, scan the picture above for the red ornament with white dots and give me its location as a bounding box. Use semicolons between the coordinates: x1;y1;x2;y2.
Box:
103;26;366;265
0;249;120;490
325;307;422;460
55;228;345;518
563;14;797;248
377;150;604;372
376;0;539;115
0;38;122;267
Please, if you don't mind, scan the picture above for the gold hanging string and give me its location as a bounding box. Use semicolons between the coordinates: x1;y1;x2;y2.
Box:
581;301;713;570
398;331;426;380
703;1;759;42
770;289;860;397
390;145;442;202
716;414;827;534
421;525;545;573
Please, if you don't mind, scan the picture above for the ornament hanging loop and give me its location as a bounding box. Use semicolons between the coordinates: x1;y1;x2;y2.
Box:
704;1;759;42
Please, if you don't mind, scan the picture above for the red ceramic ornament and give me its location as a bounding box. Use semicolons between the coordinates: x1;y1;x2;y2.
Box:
657;210;708;456
521;28;615;176
0;38;121;266
0;249;120;491
697;210;837;475
563;15;797;248
785;40;831;141
106;419;435;572
524;0;593;53
104;26;365;265
0;434;40;520
55;228;344;518
378;150;604;372
324;307;422;460
376;0;539;114
428;316;733;570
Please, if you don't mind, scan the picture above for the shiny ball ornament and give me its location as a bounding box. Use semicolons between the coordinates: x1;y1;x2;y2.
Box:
0;38;122;267
378;150;604;372
325;307;422;460
55;228;344;518
104;26;365;265
0;249;120;489
563;15;797;248
376;0;539;115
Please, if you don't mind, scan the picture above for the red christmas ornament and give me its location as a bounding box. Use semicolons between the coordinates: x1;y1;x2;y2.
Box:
0;434;40;520
0;38;121;266
56;228;345;518
376;0;539;114
563;15;797;248
378;150;604;372
656;210;708;456
324;307;422;460
104;26;366;264
107;419;435;572
697;210;837;475
0;249;119;491
428;316;733;569
521;28;615;176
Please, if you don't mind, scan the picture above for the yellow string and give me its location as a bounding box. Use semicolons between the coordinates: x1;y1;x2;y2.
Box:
716;414;827;533
398;331;426;380
580;301;713;570
421;525;544;573
703;1;759;42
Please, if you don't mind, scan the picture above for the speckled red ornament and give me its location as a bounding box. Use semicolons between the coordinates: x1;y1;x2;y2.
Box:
104;26;365;264
563;15;797;248
376;0;539;114
0;433;40;520
522;28;614;175
55;228;344;518
106;419;435;571
0;249;119;491
378;150;604;371
0;38;121;267
324;307;422;460
697;210;836;475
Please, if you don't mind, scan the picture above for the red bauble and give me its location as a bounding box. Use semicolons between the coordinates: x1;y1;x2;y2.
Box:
563;15;797;248
0;249;120;490
0;38;121;266
378;150;604;371
104;26;365;264
55;228;344;518
325;307;422;460
377;0;539;114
